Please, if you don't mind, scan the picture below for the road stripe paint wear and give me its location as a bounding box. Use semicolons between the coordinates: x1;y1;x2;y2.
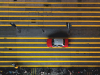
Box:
0;47;100;49
0;51;100;53
0;56;100;58
0;65;100;67
0;11;100;13
0;6;100;9
0;42;99;44
72;25;100;27
1;15;100;18
0;37;100;39
0;20;100;22
0;60;100;63
0;2;100;4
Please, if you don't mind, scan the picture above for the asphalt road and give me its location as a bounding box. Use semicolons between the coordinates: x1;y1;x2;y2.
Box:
0;0;100;68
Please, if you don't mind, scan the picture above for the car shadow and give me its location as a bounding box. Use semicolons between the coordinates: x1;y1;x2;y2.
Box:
48;31;68;38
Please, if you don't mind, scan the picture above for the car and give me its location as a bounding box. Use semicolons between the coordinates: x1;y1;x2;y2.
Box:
47;38;68;47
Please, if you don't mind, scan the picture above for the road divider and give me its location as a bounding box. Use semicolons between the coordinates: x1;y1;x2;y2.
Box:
0;56;100;58
69;42;100;44
0;65;100;67
0;42;99;44
72;25;100;27
0;25;67;27
0;6;100;9
0;20;100;22
0;24;100;27
0;51;99;53
0;11;100;13
0;37;100;39
1;15;100;18
0;47;100;49
0;2;100;4
0;60;100;63
0;42;46;44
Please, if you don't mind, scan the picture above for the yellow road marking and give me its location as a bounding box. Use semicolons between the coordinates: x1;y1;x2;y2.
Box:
0;42;46;44
69;42;100;44
1;15;100;18
0;42;99;44
0;47;100;49
0;42;100;44
0;51;99;53
0;20;100;22
0;65;100;67
72;25;100;27
0;24;100;27
0;2;100;4
0;56;100;58
0;25;67;27
0;37;100;39
0;60;100;63
0;11;100;13
0;6;100;9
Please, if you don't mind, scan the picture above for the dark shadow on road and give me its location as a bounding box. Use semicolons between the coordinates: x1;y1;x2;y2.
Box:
48;31;68;38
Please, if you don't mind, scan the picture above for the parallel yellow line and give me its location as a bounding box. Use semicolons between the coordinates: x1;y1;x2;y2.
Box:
69;42;100;44
0;37;100;39
0;51;99;53
0;65;100;67
0;20;100;22
17;65;100;67
0;2;100;4
0;25;67;27
0;11;100;13
0;47;100;49
0;60;100;63
0;25;100;27
0;42;46;44
0;42;100;44
1;15;100;18
1;56;100;58
72;25;100;27
0;6;100;9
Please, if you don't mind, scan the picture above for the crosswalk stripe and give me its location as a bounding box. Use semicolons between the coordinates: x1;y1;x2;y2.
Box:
0;2;100;4
0;65;100;67
0;42;99;44
0;47;100;49
0;6;100;9
0;20;100;22
0;37;99;39
0;56;100;58
0;51;99;53
0;11;100;13
0;60;100;63
1;15;100;18
72;25;100;27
